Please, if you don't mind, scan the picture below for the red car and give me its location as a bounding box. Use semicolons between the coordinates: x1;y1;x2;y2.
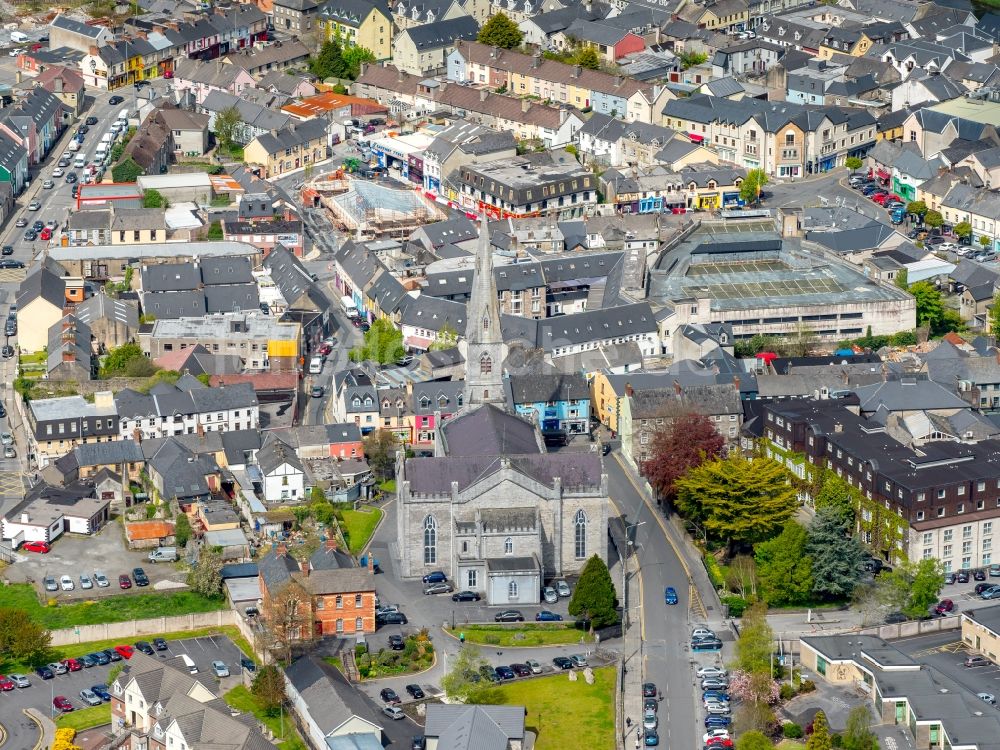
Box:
21;540;50;553
0;675;15;691
935;599;955;615
706;739;734;748
119;574;132;589
114;645;134;660
39;227;52;241
318;342;333;356
53;696;74;712
61;658;82;672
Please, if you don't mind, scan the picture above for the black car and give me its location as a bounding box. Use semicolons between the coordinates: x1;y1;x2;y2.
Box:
109;95;125;105
380;688;401;704
135;641;154;655
32;221;43;232
511;663;531;677
451;590;480;602
102;648;123;662
405;684;425;699
945;572;956;584
494;610;524;622
36;666;55;679
412;736;426;750
86;116;99;126
643;682;658;698
89;651;111;665
884;612;907;624
495;665;515;680
66;172;77;183
479;665;500;682
0;403;6;417
22;230;36;241
377;611;408;625
133;567;149;586
153;638;168;651
0;260;25;269
553;656;573;669
422;571;447;584
2;346;14;359
77;125;89;135
1;246;12;255
975;569;987;581
388;635;405;650
957;571;970;583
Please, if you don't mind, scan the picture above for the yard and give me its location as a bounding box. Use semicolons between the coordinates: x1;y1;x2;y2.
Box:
56;704;111;731
0;583;226;630
357;632;434;679
340;508;383;555
444;624;594;648
224;685;308;750
492;666;616;750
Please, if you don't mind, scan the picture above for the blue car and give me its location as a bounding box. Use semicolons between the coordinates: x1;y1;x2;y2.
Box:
78;654;98;668
35;666;54;680
535;610;564;621
645;729;660;746
89;651;111;665
664;587;678;605
705;716;732;728
703;691;730;703
421;571;447;584
91;685;111;701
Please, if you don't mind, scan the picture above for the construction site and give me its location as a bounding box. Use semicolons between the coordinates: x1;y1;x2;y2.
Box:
301;167;445;240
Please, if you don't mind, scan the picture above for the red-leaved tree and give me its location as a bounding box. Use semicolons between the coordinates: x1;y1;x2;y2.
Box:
641;411;725;502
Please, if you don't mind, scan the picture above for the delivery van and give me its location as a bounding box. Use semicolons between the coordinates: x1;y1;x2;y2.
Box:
74;155;86;169
95;143;108;159
9;31;28;43
67;140;81;153
308;356;323;375
148;546;177;563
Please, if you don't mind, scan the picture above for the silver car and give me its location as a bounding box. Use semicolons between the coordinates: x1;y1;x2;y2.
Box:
691;627;716;640
643;707;658;730
542;586;558;604
9;674;30;688
211;660;230;678
94;572;110;588
556;580;571;597
43;576;57;592
79;689;102;706
696;666;728;679
80;574;93;590
48;662;68;675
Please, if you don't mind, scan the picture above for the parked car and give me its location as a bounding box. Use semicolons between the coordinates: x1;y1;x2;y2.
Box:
495;665;516;680
644;707;658;731
79;689;102;706
981;586;1000;599
542;586;558;604
553;656;573;670
702;678;730;690
94;572;109;587
382;705;405;720
89;652;110;665
965;655;991;667
101;648;123;662
885;612;907;624
697;666;728;679
423;582;453;595
35;666;54;680
421;571;447;584
90;685;111;701
43;575;58;592
211;660;229;678
570;654;588;668
934;599;955;615
957;571;970;583
0;675;14;691
494;610;524;622
79;654;97;668
114;645;134;659
388;635;405;651
979;692;997;704
405;683;425;699
555;580;571;597
645;728;660;746
451;590;480;602
705;730;731;743
109;95;124;105
135;641;153;655
78;574;93;590
526;659;542;674
380;688;401;704
133;567;149;586
643;683;658;698
310;385;324;398
377;611;408;625
692;638;724;651
991;563;1000;577
705;716;733;728
60;575;75;591
692;627;716;640
511;663;532;677
53;696;74;712
62;658;81;672
119;574;132;589
479;665;500;682
22;540;50;553
240;656;256;672
153;638;168;651
9;674;30;688
535;610;563;621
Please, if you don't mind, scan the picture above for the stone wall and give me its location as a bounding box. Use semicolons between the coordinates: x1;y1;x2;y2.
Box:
48;609;236;647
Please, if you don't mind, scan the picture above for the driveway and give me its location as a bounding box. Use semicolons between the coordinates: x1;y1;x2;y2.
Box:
5;522;187;599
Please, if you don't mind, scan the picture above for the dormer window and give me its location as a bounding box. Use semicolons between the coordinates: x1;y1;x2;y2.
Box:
353;397;361;407
438;395;448;406
420;396;431;408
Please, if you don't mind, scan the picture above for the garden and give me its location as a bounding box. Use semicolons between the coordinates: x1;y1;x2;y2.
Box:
56;704;112;732
339;507;384;555
356;630;434;679
444;623;593;648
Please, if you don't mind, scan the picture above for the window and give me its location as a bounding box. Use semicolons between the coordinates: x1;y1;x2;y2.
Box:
355;617;363;631
574;509;587;559
355;594;362;607
986;522;993;535
504;537;513;554
462;540;468;554
508;580;518;598
335;595;342;608
944;530;953;542
964;525;973;539
423;515;437;564
480;353;492;374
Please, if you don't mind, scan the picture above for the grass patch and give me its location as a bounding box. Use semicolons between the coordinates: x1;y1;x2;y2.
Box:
357;632;433;679
378;479;396;493
323;655;343;672
493;666;615;750
224;685;307;750
340;508;383;555
777;742;807;750
19;351;46;365
0;583;226;630
445;624;594;648
56;703;111;731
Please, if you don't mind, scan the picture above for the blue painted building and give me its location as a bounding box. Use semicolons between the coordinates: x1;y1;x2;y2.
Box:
506;373;591;435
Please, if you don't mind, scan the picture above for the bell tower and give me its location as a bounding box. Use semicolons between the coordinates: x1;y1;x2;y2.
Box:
464;216;506;407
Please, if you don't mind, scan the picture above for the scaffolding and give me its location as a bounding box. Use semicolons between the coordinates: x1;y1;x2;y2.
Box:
315;176;444;240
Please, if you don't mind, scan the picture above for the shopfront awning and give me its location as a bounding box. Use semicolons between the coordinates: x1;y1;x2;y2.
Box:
877;169;890;180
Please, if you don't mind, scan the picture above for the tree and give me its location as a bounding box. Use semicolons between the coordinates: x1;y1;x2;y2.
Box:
429;323;459;351
813;471;857;528
807;710;832;750
894;268;908;290
341;46;376;79
174;512;192;548
737;731;775;750
734;602;773;676
112;157;143;183
186;546;224;597
477;12;522;49
740;168;769;206
207;220;224;240
910;281;946;332
807;507;863;600
0;608;51;665
981;234;993;249
363;429;399;480
350;318;404;364
924;210;944;229
143;189;166;208
842;705;878;750
906;200;927;217
679;50;708;69
844;156;862;175
954;221;972;240
675;455;797;555
724;555;758;601
879;558;943;619
101;342;157;378
990;290;1000;339
755;522;813;606
263;579;313;663
251;665;287;715
310;38;345;80
441;644;502;703
575;46;601;70
214;105;242;151
568;554;619;629
641;412;725;503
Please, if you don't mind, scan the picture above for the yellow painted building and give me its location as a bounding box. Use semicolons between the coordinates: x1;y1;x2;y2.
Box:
318;0;393;62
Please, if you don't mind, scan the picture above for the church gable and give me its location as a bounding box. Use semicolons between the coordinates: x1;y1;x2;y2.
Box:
455;470;555;506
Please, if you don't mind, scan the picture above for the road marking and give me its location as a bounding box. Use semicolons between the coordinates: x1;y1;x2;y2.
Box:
885;736;898;750
689;584;707;620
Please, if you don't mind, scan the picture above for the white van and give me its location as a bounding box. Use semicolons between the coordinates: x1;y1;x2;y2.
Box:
9;31;28;44
308;356;323;375
178;654;198;674
100;132;113;145
67;140;81;153
74;155;86;169
95;144;108;159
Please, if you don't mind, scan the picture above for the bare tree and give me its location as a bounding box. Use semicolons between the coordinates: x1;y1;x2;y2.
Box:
262;580;314;663
725;555;758;600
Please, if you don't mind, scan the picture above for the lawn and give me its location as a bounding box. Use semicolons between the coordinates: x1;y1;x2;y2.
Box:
778;741;807;750
56;704;111;731
340;508;383;555
492;666;615;750
445;624;594;648
0;583;226;630
224;685;308;750
19;351;46;366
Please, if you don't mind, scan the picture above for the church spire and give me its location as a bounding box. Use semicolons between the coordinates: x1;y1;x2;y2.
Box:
464;214;505;407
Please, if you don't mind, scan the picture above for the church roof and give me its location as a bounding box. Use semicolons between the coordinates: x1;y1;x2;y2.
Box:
440;404;540;457
404;453;603;493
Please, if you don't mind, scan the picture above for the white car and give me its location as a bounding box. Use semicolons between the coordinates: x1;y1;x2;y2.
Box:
643;708;658;731
526;659;542;674
938;242;959;253
705;730;730;743
692;627;716;640
52;168;64;178
696;666;728;679
211;660;230;678
0;432;12;445
979;692;996;704
59;575;74;591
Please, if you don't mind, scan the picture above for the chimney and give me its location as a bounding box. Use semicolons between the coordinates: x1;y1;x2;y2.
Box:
615;75;623;87
574;65;582;78
673;379;682;395
367;553;375;572
834;423;843;433
397;65;404;81
480;88;489;101
625;382;634;397
522;98;530;112
324;538;337;553
733;375;740;391
491;45;499;58
276;542;288;557
532;52;541;69
89;45;99;56
360;62;369;77
299;560;309;575
54;76;63;93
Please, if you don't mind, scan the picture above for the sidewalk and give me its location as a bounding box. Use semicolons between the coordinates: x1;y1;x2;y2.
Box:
621;548;644;750
24;707;55;750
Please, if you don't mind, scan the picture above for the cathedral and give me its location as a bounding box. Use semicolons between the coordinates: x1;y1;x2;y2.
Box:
394;218;609;605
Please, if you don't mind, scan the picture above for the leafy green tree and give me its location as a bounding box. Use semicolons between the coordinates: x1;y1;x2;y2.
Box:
755;522;813;606
924;210;944;229
568;554;619;628
101;342;157;378
813;471;857;528
363;429;399;480
0;608;51;666
735;602;773;676
350;318;404;364
807;710;832;750
477;12;523;49
251;665;287;715
575;46;601;69
680;50;708;69
213;105;243;151
341;46;376;79
909;281;945;331
740;168;770;206
186;546;224;597
441;645;501;703
990;290;1000;339
310;38;345;79
737;731;775;750
844;156;862;174
894;268;908;290
174;512;192;548
112;157;144;183
429;323;459;351
675;455;797;555
807;507;863;600
954;221;972;239
142;189;166;208
842;705;878;750
906;200;927;217
981;234;993;249
877;558;943;619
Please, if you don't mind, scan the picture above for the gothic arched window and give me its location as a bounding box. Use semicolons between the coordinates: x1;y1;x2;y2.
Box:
423;515;437;564
508;580;519;598
574;509;588;559
480;353;492;374
483;313;490;331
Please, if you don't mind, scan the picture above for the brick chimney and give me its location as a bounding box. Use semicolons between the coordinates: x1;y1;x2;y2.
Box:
521;98;530;113
299;559;309;575
324;538;337;553
625;382;634;397
673;379;682;395
733;375;740;391
367;553;374;572
89;45;100;56
276;542;288;557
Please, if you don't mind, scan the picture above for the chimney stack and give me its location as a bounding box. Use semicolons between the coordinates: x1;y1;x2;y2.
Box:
480;88;489;101
367;553;375;572
733;375;740;391
625;382;634;397
276;542;288;557
522;97;530;112
673;379;682;396
324;538;337;552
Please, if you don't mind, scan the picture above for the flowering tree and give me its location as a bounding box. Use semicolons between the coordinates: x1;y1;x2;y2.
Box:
729;669;781;705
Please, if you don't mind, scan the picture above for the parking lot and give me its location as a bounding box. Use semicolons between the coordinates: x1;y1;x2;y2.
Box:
0;634;249;746
895;631;1000;705
5;523;187;599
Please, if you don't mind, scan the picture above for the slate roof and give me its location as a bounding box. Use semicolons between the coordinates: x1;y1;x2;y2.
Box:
17;266;65;311
439;403;541;457
507;373;589;404
406;451;603;493
852;378;970;412
630;383;741;418
284;655;383;737
51;14;108;38
251;118;327;156
424;704;526;750
257;433;304;476
663;92;876;133
401;15;479;50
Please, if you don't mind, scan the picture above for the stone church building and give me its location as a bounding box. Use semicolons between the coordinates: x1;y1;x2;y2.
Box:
394;218;609;605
